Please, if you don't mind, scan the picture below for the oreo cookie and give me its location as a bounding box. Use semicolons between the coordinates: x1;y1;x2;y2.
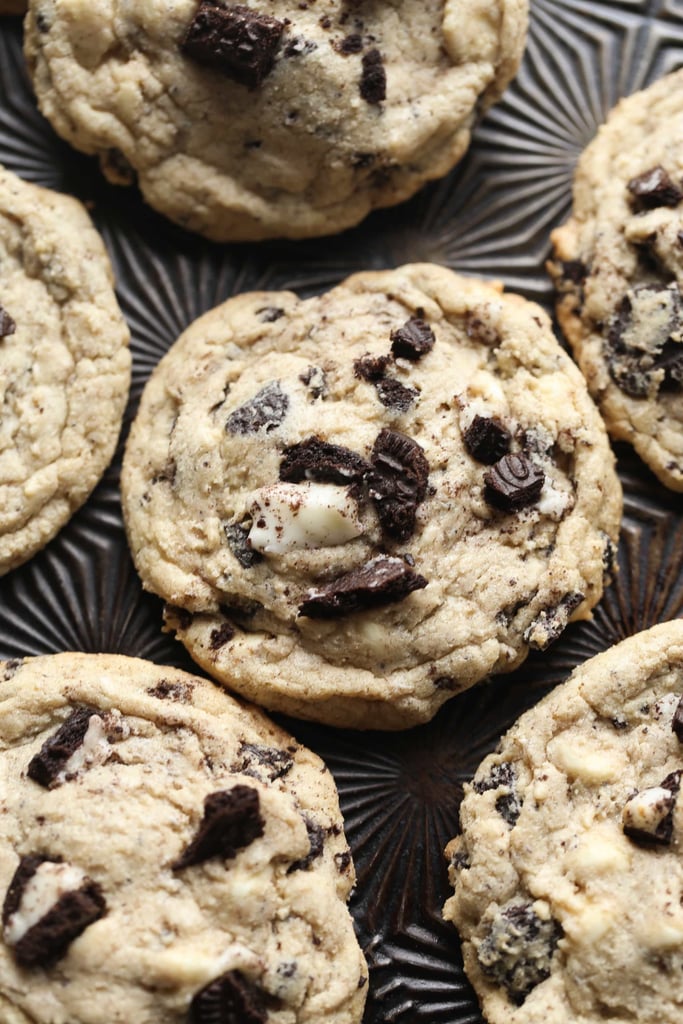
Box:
173;785;265;870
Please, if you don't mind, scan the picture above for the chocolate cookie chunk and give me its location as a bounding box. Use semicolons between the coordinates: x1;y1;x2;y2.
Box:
173;786;265;869
299;556;427;618
182;2;285;87
366;429;429;541
225;381;289;435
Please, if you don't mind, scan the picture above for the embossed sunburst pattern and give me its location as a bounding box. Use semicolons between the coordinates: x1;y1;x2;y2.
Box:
1;3;683;1022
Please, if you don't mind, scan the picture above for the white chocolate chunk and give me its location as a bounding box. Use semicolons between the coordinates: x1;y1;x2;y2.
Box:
4;862;87;945
248;482;363;555
547;735;626;784
622;786;674;837
536;478;572;518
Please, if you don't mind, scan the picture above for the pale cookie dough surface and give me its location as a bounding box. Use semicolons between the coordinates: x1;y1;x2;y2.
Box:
0;165;131;575
550;71;683;491
445;620;683;1024
24;0;527;241
0;652;366;1024
121;263;622;729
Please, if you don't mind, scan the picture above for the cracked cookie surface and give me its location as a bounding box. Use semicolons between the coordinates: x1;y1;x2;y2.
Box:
0;165;131;575
550;71;683;491
445;620;683;1024
121;263;622;729
0;652;366;1024
24;0;527;241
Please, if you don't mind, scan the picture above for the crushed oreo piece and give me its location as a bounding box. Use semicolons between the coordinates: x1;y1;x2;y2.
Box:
335;32;363;54
522;591;585;651
473;762;522;827
299;365;327;400
0;304;16;338
27;707;99;789
484;454;545;513
463;415;511;465
283;36;317;58
299;555;427;618
335;850;352;873
173;786;265;870
287;817;325;873
465;314;500;347
450;848;471;872
672;696;683;742
366;429;429;541
558;259;587;286
182;1;285;88
477;901;562;1005
3;856;106;969
354;352;392;381
256;305;284;323
390;316;436;360
627;166;683;211
226;381;289;434
189;970;267;1024
209;622;235;650
146;679;193;702
233;742;293;782
279;437;369;485
606;284;683;397
622;770;682;845
375;377;418;411
360;48;386;104
225;520;262;568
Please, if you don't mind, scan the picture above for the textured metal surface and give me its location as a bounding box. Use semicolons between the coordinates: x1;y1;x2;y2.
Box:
1;4;682;1022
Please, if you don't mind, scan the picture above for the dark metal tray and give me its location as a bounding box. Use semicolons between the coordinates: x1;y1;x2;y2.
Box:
1;4;682;1021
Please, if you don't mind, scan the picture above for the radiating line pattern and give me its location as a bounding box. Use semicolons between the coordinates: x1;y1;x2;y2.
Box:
1;5;683;1023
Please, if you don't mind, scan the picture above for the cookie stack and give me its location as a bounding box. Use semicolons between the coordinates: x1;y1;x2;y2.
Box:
1;3;682;1024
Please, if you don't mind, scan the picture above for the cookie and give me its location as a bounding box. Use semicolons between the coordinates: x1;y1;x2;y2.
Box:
121;263;622;729
549;71;683;491
0;652;366;1023
0;165;131;576
444;619;683;1023
24;0;528;241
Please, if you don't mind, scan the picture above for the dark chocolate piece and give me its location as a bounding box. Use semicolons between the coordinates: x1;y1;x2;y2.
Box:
226;381;289;435
606;284;683;397
473;762;522;827
0;304;16;338
27;706;99;789
299;555;427;618
627;166;683;211
366;429;429;541
233;741;293;782
622;770;682;846
287;817;325;873
225;521;262;568
353;352;392;381
484;454;545;512
390;316;435;360
359;48;386;104
209;622;235;649
189;970;267;1024
558;259;587;285
182;1;285;88
3;856;106;969
672;695;683;742
335;33;363;55
173;786;265;869
279;437;369;485
463;415;511;465
477;902;562;1005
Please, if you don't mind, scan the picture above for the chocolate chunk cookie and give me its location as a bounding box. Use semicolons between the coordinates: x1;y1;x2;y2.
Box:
121;264;622;729
0;165;131;575
0;653;366;1024
24;0;528;241
445;620;683;1024
549;71;683;491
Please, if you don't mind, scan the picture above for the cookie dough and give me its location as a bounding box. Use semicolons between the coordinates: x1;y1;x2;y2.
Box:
0;652;366;1024
0;165;131;575
121;263;622;729
444;620;683;1024
24;0;528;241
549;71;683;491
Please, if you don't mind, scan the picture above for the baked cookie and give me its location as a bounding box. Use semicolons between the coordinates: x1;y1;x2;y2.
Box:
121;263;622;729
549;71;683;491
24;0;528;242
0;652;366;1024
0;165;131;576
445;619;683;1023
